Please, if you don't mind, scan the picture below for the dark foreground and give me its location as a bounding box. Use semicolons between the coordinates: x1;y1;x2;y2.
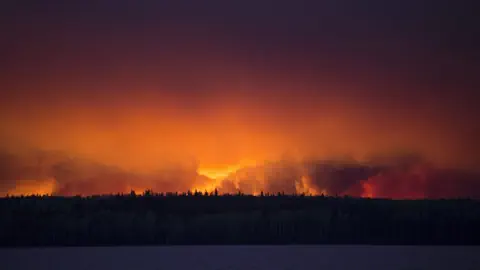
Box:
1;194;480;246
2;246;480;270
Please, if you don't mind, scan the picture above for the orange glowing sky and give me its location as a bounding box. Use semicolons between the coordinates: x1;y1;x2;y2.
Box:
0;1;479;197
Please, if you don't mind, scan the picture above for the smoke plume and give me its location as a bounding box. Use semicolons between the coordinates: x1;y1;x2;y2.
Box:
4;148;478;199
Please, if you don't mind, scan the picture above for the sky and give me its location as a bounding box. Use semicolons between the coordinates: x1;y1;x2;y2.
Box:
0;0;479;198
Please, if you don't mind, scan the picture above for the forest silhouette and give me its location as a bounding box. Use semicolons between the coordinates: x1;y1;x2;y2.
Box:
1;191;479;246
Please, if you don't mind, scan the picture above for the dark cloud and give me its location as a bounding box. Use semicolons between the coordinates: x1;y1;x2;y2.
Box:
304;161;379;196
367;165;480;199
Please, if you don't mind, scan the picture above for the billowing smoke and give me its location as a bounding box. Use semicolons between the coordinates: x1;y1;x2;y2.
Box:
210;154;480;199
1;149;479;199
213;158;376;196
0;149;211;196
364;164;480;199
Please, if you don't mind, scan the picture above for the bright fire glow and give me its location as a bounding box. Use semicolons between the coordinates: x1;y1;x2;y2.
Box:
194;160;259;192
362;182;374;198
5;178;56;197
198;159;258;179
295;175;320;195
197;166;242;180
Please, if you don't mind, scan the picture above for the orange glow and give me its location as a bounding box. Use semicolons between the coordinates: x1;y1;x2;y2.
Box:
362;182;374;198
4;178;56;197
295;175;320;195
198;162;255;180
190;178;218;194
125;185;148;196
192;160;255;192
0;52;478;198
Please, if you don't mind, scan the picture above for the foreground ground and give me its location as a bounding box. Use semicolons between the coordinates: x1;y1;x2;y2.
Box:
2;246;480;270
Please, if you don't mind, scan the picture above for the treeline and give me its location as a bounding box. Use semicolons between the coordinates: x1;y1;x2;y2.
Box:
1;191;480;246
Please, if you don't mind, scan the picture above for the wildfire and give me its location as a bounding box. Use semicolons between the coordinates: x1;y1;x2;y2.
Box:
5;178;56;196
295;175;322;196
362;181;374;198
195;159;258;193
197;166;240;181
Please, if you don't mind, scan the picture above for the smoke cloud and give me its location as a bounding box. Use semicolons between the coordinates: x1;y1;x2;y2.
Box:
0;149;210;196
3;148;478;199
